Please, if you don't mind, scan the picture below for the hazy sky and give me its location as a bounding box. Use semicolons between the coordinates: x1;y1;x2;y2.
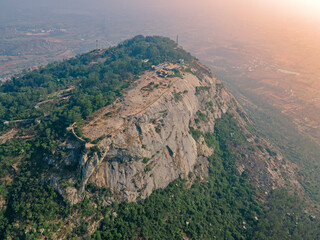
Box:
2;0;320;23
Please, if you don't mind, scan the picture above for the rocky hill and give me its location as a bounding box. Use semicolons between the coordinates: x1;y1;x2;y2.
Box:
0;36;318;239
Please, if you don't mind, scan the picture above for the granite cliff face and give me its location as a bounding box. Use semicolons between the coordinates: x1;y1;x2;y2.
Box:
49;61;301;204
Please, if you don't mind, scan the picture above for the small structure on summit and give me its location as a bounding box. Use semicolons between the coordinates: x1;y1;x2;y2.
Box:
156;68;174;78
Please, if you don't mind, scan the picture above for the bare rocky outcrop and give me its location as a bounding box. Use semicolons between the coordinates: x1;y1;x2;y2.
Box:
48;61;302;204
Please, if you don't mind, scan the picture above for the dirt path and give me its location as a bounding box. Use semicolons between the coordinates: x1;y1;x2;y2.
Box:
35;86;74;109
0;129;18;144
68;123;86;143
35;99;55;109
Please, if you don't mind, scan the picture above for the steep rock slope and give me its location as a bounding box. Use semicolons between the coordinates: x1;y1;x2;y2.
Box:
51;61;301;204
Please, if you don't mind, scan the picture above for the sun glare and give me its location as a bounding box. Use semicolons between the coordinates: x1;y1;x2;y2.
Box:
295;0;320;10
257;0;320;22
